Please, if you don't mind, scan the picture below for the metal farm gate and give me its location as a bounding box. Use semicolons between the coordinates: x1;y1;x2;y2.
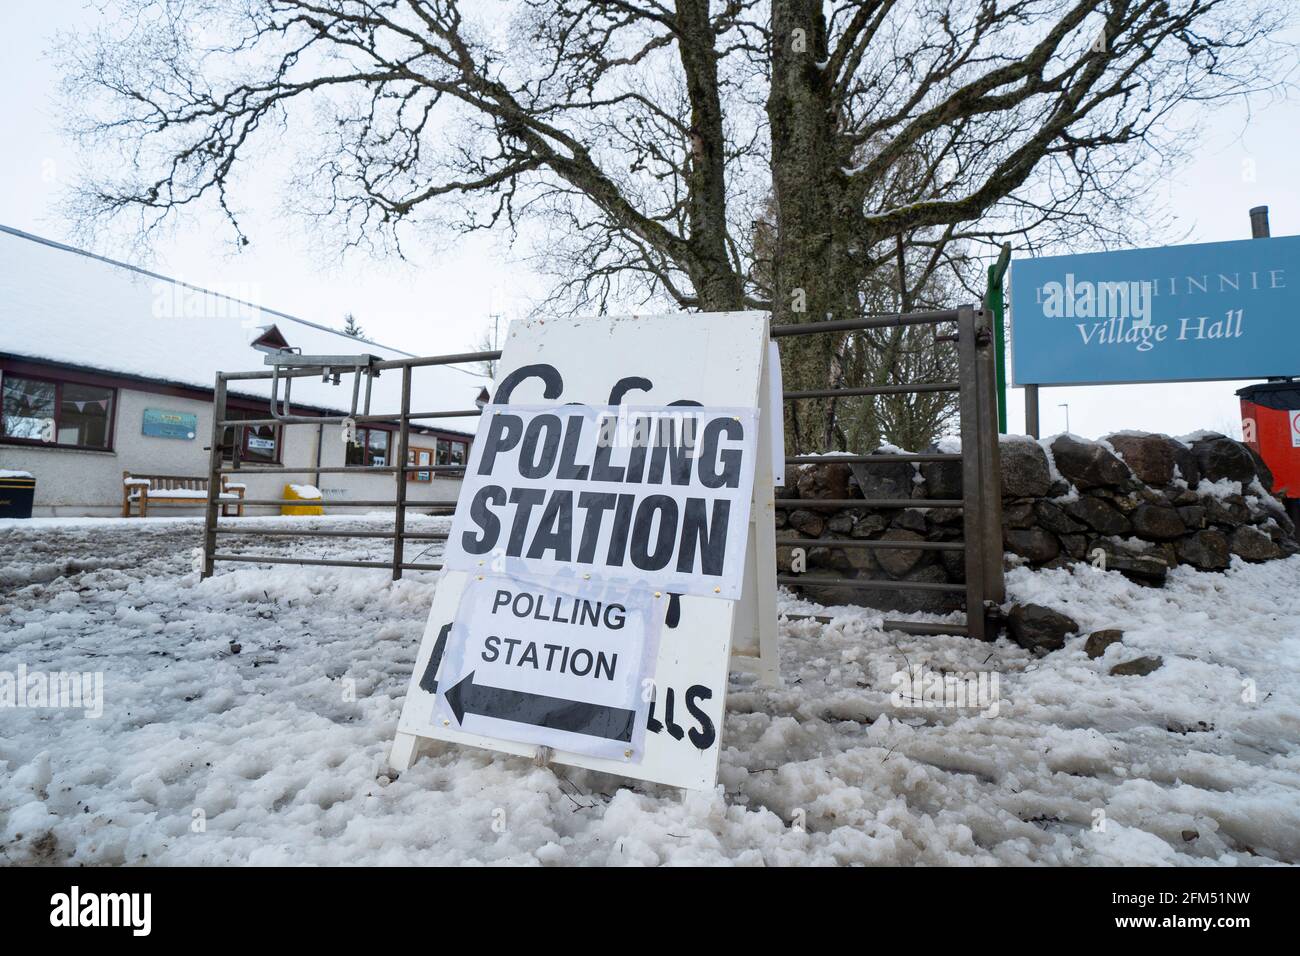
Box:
201;304;1003;639
771;304;1005;640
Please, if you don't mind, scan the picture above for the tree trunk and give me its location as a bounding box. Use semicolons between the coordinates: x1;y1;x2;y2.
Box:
767;0;860;454
677;0;745;313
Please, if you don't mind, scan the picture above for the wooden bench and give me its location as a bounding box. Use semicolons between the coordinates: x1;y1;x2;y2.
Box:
122;471;245;517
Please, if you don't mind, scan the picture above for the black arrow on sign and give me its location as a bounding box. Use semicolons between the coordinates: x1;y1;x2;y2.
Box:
418;622;452;694
445;671;635;743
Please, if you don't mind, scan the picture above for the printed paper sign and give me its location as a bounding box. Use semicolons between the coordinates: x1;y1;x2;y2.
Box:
430;575;661;761
443;404;759;600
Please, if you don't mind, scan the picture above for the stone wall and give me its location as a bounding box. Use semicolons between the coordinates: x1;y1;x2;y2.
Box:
778;431;1299;612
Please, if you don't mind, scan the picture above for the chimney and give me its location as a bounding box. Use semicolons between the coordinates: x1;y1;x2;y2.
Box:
1249;205;1270;239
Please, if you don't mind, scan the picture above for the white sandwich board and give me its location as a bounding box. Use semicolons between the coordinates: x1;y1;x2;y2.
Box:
391;312;780;790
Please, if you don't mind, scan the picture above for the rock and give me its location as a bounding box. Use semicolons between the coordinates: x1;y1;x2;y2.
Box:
844;543;880;572
1203;494;1249;527
1105;433;1175;485
1191;434;1258;484
1008;603;1079;653
1035;499;1085;535
773;509;788;530
1246;501;1273;525
1275;505;1297;537
1170;487;1200;506
1000;439;1053;498
919;443;963;499
1170;442;1201;487
849;514;888;537
850;454;916;501
1059;533;1088;559
808;546;851;572
876;529;928;577
1139;485;1172;506
895;563;965;614
826;512;854;534
1064;495;1131;535
1176;505;1206;530
926;507;964;526
1112;553;1170;587
1050;435;1132;489
1167;719;1214;735
1085;628;1124;659
797;582;870;608
1181;829;1199;843
1088;540;1170;587
892;509;928;535
1005;527;1061;564
1229;525;1283;562
787;509;825;537
1002;501;1037;529
1129;504;1186;541
940;547;965;582
1176;530;1230;571
1110;655;1163;676
776;546;796;571
796;462;853;500
1111;491;1142;514
1246;445;1275;491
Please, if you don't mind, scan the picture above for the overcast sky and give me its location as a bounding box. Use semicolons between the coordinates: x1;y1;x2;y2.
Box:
3;3;1297;441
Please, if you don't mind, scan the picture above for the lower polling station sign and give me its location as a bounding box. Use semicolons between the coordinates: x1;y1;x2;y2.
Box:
431;575;661;761
443;404;759;599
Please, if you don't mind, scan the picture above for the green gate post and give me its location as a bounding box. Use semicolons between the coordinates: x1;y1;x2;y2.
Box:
985;243;1012;434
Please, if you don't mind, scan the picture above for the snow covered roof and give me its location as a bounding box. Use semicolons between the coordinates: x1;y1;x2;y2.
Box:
0;225;486;434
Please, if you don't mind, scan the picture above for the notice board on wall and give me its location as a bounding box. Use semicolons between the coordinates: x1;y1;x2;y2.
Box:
142;408;198;440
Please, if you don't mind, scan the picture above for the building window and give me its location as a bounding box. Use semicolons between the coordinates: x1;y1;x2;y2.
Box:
435;437;468;466
222;408;281;463
0;372;115;450
346;427;391;467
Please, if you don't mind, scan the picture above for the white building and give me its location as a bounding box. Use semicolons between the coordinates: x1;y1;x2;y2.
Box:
0;225;487;516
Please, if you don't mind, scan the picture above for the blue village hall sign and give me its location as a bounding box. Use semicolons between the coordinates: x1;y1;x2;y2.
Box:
1010;235;1299;386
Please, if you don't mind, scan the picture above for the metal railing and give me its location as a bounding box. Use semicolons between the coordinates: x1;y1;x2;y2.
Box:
202;308;1004;639
200;349;499;581
769;304;1005;640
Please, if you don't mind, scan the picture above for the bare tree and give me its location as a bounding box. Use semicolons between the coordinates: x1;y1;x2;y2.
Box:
58;0;1290;451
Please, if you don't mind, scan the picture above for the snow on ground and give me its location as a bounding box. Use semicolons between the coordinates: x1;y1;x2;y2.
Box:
2;515;1298;866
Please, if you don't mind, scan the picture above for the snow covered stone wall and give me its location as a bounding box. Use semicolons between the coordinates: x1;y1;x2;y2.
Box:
778;431;1299;612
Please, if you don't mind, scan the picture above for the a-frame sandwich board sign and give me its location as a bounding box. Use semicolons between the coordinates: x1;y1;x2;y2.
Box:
390;312;780;791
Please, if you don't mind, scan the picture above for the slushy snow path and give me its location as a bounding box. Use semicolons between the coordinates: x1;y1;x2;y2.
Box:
2;516;1298;865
